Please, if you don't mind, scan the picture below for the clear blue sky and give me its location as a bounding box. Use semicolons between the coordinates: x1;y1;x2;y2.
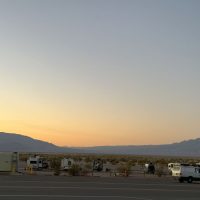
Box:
0;0;200;146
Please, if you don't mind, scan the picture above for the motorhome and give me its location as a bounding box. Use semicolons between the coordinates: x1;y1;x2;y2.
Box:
172;165;200;183
27;155;48;170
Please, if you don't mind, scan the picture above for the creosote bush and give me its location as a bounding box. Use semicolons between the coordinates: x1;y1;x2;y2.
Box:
155;165;164;177
68;164;81;176
81;163;92;176
50;158;61;176
117;163;132;177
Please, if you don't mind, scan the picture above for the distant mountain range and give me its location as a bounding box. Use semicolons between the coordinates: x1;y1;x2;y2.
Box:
1;132;200;156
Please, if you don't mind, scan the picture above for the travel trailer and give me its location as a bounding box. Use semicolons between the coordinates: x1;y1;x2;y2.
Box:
168;163;180;171
61;158;75;170
172;165;200;183
93;159;103;171
168;163;195;171
27;155;48;170
0;152;18;172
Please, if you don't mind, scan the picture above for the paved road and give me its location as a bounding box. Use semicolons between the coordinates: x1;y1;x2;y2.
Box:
0;175;200;200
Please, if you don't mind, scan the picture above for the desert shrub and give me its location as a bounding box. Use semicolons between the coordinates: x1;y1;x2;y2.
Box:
119;157;128;162
155;165;164;177
127;160;136;167
81;163;92;176
117;163;132;177
156;159;168;165
137;158;149;166
73;156;83;162
84;156;93;163
110;159;119;165
19;154;29;161
50;158;61;176
68;164;81;176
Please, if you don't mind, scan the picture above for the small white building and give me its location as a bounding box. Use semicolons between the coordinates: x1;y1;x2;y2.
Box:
0;152;18;172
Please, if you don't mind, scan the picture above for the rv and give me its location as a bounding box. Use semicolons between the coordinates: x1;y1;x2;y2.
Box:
168;163;180;171
93;159;103;171
172;165;200;183
27;156;48;170
61;158;75;170
168;163;195;172
0;152;18;172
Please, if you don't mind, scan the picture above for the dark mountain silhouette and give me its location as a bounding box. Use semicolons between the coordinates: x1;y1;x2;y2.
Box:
0;132;71;153
79;139;200;156
0;132;200;156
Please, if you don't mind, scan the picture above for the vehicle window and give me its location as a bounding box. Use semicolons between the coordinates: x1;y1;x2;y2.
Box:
195;168;200;173
173;166;180;170
30;161;37;164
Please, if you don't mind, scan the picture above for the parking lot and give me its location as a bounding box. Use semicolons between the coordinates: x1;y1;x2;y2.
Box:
0;175;200;200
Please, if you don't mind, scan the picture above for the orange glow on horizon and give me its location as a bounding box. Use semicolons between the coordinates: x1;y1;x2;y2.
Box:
0;119;194;147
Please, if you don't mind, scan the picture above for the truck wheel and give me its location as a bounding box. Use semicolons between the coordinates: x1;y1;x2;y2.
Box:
187;177;193;183
179;177;184;183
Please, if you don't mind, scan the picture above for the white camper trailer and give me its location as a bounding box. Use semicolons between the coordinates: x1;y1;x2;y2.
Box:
168;163;180;171
0;152;18;172
172;165;200;183
61;158;75;170
27;156;48;170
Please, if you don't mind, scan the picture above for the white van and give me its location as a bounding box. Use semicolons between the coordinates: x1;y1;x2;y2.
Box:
172;165;200;183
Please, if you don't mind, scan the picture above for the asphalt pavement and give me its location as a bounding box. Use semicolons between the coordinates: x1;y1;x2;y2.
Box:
0;175;200;200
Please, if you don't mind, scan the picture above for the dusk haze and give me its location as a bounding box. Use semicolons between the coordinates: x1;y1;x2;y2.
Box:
0;0;200;147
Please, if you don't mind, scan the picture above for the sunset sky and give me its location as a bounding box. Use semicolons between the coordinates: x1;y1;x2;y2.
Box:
0;0;200;147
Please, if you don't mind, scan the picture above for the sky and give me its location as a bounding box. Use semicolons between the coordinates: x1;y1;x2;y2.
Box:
0;0;200;147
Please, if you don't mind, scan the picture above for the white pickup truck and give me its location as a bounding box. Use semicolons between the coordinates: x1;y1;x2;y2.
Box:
172;165;200;183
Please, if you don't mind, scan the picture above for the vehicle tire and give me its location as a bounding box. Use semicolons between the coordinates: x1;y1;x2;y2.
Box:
179;177;184;183
187;177;193;183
